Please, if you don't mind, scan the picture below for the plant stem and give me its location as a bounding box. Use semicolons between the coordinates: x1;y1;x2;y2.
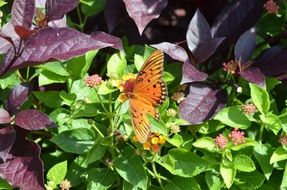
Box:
151;162;163;188
92;123;105;138
258;124;265;142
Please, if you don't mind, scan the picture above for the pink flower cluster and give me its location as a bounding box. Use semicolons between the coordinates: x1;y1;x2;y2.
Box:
214;128;245;149
222;60;238;74
84;74;102;88
263;0;279;14
279;135;287;145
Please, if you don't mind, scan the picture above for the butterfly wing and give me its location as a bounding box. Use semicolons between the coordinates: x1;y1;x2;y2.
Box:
130;50;168;143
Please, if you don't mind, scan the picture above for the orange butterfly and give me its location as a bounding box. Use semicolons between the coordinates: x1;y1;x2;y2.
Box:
122;50;167;143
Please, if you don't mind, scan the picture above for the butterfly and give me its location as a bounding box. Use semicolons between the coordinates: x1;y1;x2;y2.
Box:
123;50;167;143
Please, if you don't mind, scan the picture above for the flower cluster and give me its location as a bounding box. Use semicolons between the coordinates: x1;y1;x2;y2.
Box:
242;103;258;115
84;74;102;88
60;179;71;190
171;84;187;103
279;135;287;145
222;60;238;74
214;128;245;149
264;0;279;14
134;134;166;153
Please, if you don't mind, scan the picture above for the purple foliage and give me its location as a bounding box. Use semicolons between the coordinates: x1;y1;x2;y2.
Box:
11;0;35;28
104;0;126;33
0;127;45;190
122;0;168;35
45;0;79;22
5;83;31;114
186;9;224;64
234;29;256;63
239;67;266;88
151;42;189;63
14;110;56;130
0;127;16;162
181;62;208;84
179;83;227;124
0;109;10;124
253;46;287;77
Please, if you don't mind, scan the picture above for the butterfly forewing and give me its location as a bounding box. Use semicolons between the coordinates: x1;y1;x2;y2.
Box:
129;50;167;143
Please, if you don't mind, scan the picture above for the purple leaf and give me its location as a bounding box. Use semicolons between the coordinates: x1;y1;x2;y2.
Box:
252;46;287;77
0;127;16;162
91;31;124;51
11;0;35;28
151;42;189;63
0;127;45;190
14;110;56;130
234;29;256;62
45;0;79;22
0;109;10;124
104;0;126;33
5;83;31;114
239;67;266;88
181;62;208;84
122;0;168;35
186;9;224;64
211;0;264;53
179;83;227;124
0;27;118;76
0;22;19;54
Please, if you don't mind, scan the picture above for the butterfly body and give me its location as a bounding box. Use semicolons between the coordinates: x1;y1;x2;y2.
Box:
123;50;167;143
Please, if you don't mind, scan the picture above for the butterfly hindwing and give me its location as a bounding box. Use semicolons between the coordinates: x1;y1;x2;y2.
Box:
129;50;167;143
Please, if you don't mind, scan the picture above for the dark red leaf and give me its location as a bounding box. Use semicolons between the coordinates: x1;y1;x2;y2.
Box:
239;67;266;88
0;109;10;124
5;83;31;114
0;127;45;190
104;0;126;33
122;0;168;35
0;127;15;162
179;83;227;124
91;31;124;51
0;27;120;76
11;0;35;28
14;25;35;39
186;9;224;64
14;110;56;130
45;0;79;22
0;22;19;54
234;29;256;62
151;42;189;63
252;46;287;77
211;0;264;53
181;62;208;84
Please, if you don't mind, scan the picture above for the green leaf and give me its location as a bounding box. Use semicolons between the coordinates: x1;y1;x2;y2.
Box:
214;106;251;129
87;168;117;190
33;91;62;108
270;147;287;164
66;156;87;186
249;83;270;114
167;134;184;148
149;116;169;136
193;137;217;152
253;143;273;179
0;178;12;190
156;148;215;177
164;176;200;190
281;162;287;189
38;70;67;86
70;80;99;102
113;146;148;189
81;0;107;16
85;143;106;165
260;113;282;135
233;154;255;172
51;128;96;154
220;163;235;189
0;1;7;7
134;54;145;71
107;52;127;79
231;138;258;151
66;50;98;80
205;171;224;190
72;104;98;118
163;72;175;83
37;61;69;76
266;77;281;91
47;161;67;187
60;90;76;106
123;180;139;190
97;82;117;95
0;73;20;89
236;171;265;189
